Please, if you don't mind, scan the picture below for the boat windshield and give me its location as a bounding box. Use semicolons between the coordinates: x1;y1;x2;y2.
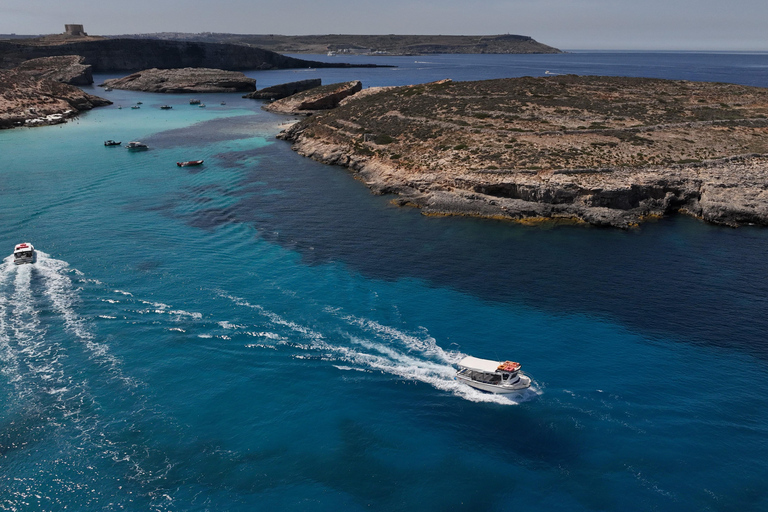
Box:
460;369;501;385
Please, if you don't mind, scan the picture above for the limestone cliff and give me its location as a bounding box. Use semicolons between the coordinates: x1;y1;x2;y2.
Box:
263;81;363;114
0;39;365;72
244;79;322;100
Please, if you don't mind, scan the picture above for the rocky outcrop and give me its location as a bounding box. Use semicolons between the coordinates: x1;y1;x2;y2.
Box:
0;39;381;72
244;79;322;100
15;55;93;85
101;68;256;93
277;76;768;228
263;81;362;115
0;66;110;129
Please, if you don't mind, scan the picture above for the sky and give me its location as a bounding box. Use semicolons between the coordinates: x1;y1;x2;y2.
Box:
2;0;767;51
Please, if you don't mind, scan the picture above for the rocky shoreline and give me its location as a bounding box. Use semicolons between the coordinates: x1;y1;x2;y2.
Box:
0;59;110;129
277;76;768;228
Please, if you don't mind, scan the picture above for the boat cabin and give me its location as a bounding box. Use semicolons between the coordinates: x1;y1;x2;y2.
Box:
13;243;36;265
456;356;530;393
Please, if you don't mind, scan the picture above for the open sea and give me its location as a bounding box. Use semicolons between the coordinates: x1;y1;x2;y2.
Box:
1;52;768;511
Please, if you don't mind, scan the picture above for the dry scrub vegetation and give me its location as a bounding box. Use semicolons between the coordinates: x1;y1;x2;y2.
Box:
295;75;768;175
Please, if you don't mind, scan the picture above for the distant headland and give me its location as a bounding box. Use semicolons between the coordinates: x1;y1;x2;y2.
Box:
1;29;563;58
102;33;564;56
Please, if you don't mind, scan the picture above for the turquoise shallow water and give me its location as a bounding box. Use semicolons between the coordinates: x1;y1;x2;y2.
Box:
1;53;768;511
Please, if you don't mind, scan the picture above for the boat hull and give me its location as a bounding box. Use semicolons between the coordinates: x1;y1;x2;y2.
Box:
14;256;35;265
177;160;204;167
456;373;531;394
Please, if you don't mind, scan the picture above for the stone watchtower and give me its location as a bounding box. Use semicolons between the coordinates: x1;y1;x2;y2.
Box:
64;24;87;36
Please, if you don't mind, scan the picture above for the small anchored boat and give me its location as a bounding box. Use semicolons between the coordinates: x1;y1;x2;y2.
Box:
189;99;201;105
13;243;36;265
125;141;148;150
456;356;531;394
160;105;173;110
104;140;121;146
131;105;140;109
177;160;204;167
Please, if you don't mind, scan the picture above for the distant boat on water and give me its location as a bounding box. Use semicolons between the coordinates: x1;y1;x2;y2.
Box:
125;141;148;150
177;160;204;167
104;140;121;146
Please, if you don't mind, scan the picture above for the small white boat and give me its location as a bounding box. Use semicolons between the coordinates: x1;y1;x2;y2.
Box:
13;243;36;265
456;356;531;394
125;141;148;150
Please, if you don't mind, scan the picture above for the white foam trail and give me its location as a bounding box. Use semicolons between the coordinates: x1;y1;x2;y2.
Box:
222;293;536;404
2;262;97;422
0;260;22;386
34;252;133;387
11;265;60;388
1;254;166;500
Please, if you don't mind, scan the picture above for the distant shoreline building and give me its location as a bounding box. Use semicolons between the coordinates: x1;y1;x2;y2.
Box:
64;24;87;37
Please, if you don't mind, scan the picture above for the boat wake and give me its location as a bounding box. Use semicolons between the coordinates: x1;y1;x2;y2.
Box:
0;253;175;510
219;292;539;405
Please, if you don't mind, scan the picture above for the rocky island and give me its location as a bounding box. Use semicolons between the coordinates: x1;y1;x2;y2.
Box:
278;75;768;228
101;68;256;93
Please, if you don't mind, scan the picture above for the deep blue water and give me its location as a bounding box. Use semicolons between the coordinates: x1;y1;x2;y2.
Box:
1;52;768;511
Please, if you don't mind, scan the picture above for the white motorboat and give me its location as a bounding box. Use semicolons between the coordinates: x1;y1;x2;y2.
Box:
125;141;148;150
456;356;531;394
13;243;36;265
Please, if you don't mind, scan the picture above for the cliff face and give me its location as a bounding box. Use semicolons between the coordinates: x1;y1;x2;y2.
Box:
244;79;322;100
277;76;768;228
263;81;362;114
102;68;256;93
0;39;344;72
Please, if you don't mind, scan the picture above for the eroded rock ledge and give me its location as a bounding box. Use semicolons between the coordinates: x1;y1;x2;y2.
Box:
277;76;768;228
0;64;110;129
263;81;363;114
101;67;256;93
15;55;93;85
